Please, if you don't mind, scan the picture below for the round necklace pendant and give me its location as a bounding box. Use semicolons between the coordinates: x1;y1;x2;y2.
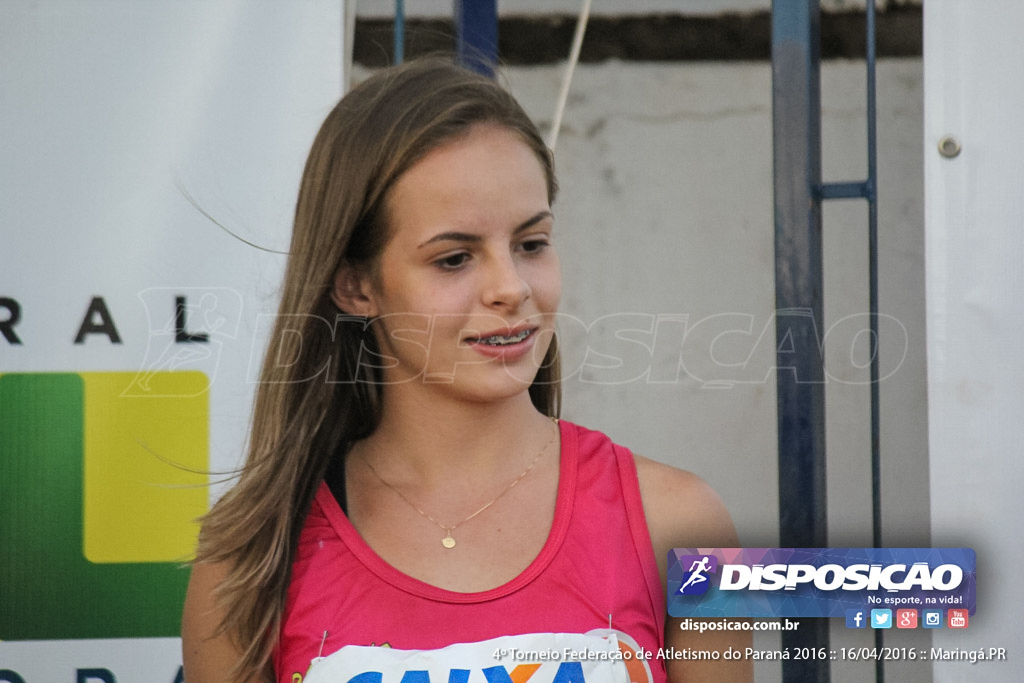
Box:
442;534;456;549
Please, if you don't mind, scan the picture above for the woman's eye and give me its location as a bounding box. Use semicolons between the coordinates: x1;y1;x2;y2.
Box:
436;252;470;270
519;238;550;254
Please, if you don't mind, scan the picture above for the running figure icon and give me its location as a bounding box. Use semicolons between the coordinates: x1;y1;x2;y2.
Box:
679;556;712;593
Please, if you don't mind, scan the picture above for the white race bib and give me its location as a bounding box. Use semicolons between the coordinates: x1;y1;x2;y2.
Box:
302;629;649;683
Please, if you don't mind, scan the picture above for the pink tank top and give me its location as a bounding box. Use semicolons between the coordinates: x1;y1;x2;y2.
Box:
274;420;667;683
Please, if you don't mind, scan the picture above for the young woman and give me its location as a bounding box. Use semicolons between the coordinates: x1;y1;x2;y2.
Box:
182;57;751;683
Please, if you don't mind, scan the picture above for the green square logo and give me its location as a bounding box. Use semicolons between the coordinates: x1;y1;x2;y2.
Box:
0;372;209;640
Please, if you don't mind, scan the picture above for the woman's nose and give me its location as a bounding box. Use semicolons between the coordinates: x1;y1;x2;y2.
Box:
483;254;531;309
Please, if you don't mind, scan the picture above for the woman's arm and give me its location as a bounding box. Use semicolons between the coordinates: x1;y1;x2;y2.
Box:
182;561;259;683
635;455;754;683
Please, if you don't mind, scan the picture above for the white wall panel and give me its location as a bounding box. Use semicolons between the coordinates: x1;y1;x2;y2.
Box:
925;1;1024;680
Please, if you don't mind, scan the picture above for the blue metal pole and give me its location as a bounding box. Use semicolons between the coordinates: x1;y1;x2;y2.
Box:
863;6;884;683
865;0;880;557
394;0;405;64
455;0;498;77
771;0;830;680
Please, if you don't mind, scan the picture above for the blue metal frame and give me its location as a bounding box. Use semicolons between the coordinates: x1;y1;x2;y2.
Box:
393;1;498;75
455;0;499;77
772;1;879;681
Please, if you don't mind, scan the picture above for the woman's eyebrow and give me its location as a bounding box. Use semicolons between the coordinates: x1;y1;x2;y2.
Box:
514;210;555;234
417;231;482;249
416;211;553;249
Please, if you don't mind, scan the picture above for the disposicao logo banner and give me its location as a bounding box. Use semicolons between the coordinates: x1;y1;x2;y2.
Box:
0;371;208;640
667;548;976;619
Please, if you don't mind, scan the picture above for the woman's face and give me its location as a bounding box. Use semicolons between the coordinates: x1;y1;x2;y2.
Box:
351;123;561;404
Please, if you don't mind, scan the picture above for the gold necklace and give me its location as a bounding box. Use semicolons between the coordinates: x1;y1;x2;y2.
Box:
360;417;559;549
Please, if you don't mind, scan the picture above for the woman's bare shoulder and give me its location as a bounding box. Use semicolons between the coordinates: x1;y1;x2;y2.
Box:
633;454;739;560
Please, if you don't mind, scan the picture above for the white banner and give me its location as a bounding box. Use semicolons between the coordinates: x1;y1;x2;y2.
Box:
0;1;343;681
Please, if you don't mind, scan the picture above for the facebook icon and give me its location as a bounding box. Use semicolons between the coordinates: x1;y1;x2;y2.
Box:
846;609;867;629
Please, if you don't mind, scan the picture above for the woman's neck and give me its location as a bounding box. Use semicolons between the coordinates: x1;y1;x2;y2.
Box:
351;390;555;491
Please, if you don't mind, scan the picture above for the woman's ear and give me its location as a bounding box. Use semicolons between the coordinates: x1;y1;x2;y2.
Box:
331;264;377;317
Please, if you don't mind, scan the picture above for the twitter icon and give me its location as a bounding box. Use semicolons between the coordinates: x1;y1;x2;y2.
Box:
871;609;893;629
